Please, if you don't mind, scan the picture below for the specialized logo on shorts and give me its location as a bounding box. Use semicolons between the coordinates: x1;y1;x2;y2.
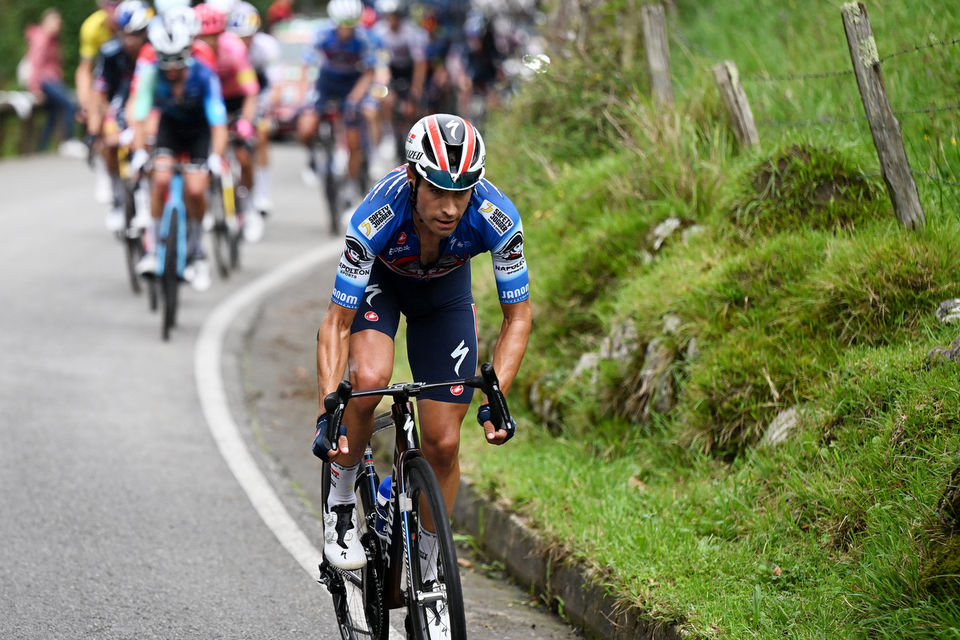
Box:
359;205;395;239
450;385;464;396
479;200;514;236
364;284;382;305
451;340;470;376
364;311;379;322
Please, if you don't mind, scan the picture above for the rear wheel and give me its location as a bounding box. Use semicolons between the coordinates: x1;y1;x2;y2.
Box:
208;179;230;279
403;456;466;640
161;208;179;341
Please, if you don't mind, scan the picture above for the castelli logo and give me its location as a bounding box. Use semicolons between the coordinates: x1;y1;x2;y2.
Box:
450;385;464;396
398;232;407;244
365;311;379;322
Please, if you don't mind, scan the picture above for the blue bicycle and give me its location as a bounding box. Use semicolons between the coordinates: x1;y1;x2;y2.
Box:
156;166;189;341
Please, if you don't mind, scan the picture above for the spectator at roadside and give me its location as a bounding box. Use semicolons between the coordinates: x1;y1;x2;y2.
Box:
24;9;85;156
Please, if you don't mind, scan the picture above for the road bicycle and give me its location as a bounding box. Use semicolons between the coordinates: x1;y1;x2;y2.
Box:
318;363;513;640
115;140;151;296
310;100;371;236
155;162;189;342
207;144;243;279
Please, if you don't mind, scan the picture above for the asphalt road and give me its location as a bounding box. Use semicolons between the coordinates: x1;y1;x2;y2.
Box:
0;145;580;639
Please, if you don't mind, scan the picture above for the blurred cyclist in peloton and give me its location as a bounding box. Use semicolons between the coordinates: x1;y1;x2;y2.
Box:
194;1;265;243
89;0;153;233
227;1;282;222
129;7;229;292
296;0;377;212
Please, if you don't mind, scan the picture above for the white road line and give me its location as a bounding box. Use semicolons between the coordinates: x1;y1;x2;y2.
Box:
195;243;404;640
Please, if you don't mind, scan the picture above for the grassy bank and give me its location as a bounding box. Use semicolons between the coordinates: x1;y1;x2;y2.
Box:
459;1;960;638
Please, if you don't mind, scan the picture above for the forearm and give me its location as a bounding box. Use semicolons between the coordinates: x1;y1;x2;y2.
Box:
316;304;353;412
490;302;532;396
75;61;94;112
210;124;228;156
240;93;258;124
347;70;374;104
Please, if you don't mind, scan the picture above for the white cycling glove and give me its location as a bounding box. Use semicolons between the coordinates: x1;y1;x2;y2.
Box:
207;153;224;177
130;149;150;174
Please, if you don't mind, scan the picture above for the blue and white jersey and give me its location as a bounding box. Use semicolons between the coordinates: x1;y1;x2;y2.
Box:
331;167;529;309
304;22;378;85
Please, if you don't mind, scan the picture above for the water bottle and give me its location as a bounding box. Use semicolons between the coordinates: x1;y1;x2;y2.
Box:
374;475;392;540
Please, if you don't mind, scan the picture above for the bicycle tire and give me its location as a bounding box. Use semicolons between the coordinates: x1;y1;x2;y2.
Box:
148;277;158;311
122;185;142;294
322;467;388;640
403;455;466;640
208;179;230;279
161;208;179;341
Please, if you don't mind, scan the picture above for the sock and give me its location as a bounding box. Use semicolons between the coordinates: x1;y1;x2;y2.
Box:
418;526;439;583
152;220;162;253
255;166;270;200
187;218;203;259
327;462;358;509
110;173;125;209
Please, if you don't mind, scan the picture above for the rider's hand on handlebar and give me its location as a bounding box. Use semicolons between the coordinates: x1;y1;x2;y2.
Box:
477;403;516;445
207;153;224;177
236;118;256;142
312;414;350;462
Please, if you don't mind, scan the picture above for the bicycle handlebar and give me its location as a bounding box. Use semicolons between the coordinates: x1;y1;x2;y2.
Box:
321;362;513;452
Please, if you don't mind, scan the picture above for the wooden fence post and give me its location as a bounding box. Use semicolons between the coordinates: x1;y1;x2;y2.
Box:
712;61;759;148
641;3;674;107
841;2;925;230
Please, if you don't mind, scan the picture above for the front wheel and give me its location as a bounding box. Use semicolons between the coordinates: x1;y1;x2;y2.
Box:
403;456;466;640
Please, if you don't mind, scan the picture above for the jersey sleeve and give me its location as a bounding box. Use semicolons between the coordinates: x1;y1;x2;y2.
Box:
131;62;157;122
330;198;399;309
202;67;229;126
78;12;107;60
475;187;529;304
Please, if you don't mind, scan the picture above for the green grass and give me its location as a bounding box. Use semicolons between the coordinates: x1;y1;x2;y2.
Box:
458;1;960;638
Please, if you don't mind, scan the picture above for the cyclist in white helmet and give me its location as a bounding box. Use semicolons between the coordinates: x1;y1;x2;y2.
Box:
128;10;229;292
297;0;377;209
313;115;530;640
228;1;282;217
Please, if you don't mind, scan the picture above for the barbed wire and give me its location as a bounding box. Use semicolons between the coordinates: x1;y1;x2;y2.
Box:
756;103;960;129
879;36;960;63
670;28;717;60
740;35;958;84
912;171;960;188
744;69;854;83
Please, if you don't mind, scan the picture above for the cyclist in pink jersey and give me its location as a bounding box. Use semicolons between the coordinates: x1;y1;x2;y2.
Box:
194;3;264;242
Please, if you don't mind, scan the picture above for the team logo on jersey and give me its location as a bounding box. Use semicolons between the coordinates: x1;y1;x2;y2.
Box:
498;231;524;261
479;200;514;236
397;232;407;244
450;385;464;396
343;235;371;267
364;311;379;322
359;205;395;239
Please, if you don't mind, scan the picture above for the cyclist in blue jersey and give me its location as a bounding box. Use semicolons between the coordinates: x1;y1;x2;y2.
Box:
296;0;378;208
129;9;229;291
312;114;532;596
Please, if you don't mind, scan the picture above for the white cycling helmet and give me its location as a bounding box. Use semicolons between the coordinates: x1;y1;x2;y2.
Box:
207;0;237;17
405;114;485;191
148;10;195;68
154;0;190;17
327;0;363;26
227;1;261;37
375;0;402;15
115;0;154;33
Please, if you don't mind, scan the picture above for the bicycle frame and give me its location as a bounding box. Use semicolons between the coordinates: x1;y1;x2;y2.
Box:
156;171;187;279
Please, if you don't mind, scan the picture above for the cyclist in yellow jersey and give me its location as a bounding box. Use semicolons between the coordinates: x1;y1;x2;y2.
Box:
77;2;120;120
